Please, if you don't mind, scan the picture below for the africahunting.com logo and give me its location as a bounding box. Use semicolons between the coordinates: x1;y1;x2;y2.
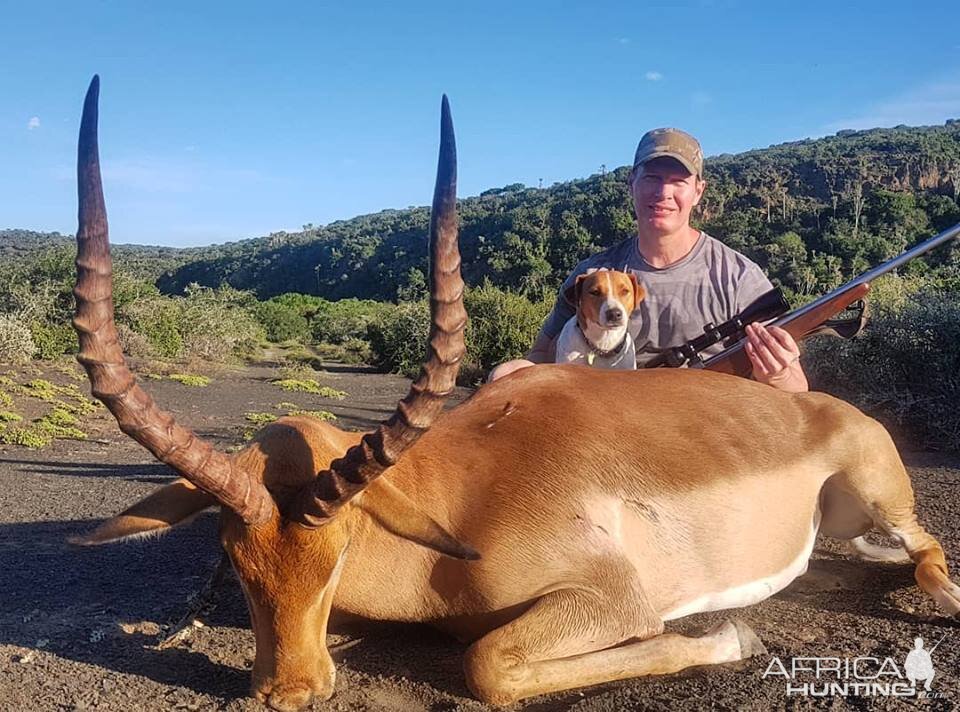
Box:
762;635;948;698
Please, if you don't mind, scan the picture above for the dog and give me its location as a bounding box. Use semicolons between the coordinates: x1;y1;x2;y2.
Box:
555;268;645;369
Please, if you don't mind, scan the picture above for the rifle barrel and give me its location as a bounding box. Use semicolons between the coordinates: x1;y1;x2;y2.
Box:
699;219;960;373
771;219;960;330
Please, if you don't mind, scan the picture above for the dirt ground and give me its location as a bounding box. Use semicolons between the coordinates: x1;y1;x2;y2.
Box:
1;359;958;711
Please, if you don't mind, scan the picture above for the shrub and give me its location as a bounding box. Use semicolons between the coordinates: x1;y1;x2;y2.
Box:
464;285;554;375
118;284;265;363
29;321;76;360
121;296;184;358
367;302;430;378
368;287;554;380
805;276;960;450
255;300;310;343
179;284;265;362
116;323;155;358
311;298;390;345
0;315;36;363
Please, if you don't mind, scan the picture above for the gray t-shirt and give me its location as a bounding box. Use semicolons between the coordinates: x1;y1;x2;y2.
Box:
542;232;773;366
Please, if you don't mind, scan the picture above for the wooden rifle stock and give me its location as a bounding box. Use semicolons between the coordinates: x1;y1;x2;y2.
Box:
696;218;960;378
701;283;869;377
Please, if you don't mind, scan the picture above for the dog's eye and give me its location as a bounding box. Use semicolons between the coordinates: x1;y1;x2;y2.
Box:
620;288;630;296
589;289;602;296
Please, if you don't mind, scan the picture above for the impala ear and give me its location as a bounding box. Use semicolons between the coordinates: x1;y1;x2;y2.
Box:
358;478;480;561
70;479;217;545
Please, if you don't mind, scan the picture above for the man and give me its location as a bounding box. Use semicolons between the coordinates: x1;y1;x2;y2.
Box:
489;127;809;393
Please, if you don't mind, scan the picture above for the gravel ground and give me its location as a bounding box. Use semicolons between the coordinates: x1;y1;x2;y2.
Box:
0;361;957;711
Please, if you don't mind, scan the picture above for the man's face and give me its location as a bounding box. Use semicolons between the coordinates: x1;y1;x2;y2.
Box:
630;157;705;237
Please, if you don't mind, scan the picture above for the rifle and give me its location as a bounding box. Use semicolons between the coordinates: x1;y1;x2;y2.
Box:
646;219;960;378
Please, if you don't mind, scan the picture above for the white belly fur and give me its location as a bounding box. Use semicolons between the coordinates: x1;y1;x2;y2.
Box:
660;506;822;621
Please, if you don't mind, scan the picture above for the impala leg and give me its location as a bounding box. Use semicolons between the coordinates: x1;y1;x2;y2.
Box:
832;424;960;618
886;517;960;617
462;586;765;705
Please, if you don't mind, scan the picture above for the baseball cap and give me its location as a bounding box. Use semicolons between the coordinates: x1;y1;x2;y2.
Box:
632;128;704;178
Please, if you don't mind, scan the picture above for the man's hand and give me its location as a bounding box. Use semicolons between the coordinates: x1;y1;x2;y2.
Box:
744;323;809;393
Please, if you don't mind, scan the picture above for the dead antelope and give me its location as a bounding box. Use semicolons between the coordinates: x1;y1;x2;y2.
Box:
72;76;960;711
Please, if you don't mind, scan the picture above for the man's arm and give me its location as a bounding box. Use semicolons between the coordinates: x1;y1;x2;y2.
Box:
525;327;558;364
735;263;809;393
745;323;809;393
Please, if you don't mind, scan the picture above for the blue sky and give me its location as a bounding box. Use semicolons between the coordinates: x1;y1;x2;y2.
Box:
3;1;960;246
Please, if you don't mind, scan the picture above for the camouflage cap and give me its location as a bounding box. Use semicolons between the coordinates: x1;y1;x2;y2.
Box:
632;128;704;178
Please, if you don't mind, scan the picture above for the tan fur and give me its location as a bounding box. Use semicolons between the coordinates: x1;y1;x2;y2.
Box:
80;372;960;709
73;76;957;712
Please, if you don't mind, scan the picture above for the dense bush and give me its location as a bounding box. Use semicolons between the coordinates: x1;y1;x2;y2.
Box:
254;300;310;343
0;315;36;363
368;285;552;380
178;284;265;361
29;321;77;360
115;284;264;362
806;276;960;450
311;298;390;345
119;296;184;358
464;284;554;376
367;302;429;377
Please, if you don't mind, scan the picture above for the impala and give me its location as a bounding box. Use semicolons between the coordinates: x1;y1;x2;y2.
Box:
72;77;960;711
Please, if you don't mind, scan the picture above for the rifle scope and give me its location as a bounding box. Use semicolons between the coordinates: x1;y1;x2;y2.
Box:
646;287;790;368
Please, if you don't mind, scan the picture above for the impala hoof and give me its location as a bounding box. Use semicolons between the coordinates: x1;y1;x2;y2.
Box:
255;679;333;712
255;684;311;712
730;619;767;658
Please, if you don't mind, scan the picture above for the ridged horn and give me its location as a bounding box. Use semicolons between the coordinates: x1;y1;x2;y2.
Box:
73;76;275;526
291;95;465;526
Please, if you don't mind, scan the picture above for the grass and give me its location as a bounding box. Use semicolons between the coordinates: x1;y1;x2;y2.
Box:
272;379;347;399
0;408;88;449
0;373;98;449
277;363;320;380
6;379;101;415
168;373;211;387
240;407;338;442
0;427;52;449
287;409;337;421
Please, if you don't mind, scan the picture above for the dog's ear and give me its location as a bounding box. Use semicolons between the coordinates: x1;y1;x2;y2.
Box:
563;273;590;308
628;273;646;314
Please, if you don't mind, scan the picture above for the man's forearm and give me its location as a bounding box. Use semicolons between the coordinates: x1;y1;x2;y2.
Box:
526;333;557;364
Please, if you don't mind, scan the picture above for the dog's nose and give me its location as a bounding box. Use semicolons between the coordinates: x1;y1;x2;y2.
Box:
606;307;623;322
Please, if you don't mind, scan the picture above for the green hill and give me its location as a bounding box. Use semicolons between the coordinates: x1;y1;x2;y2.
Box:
154;121;960;301
7;120;960;301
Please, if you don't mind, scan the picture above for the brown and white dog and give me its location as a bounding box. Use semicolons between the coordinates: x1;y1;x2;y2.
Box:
555;268;645;369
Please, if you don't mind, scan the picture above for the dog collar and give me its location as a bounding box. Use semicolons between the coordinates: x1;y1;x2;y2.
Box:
577;323;629;365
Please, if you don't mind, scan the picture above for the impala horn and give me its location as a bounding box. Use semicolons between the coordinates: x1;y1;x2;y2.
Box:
291;95;465;526
73;75;275;525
